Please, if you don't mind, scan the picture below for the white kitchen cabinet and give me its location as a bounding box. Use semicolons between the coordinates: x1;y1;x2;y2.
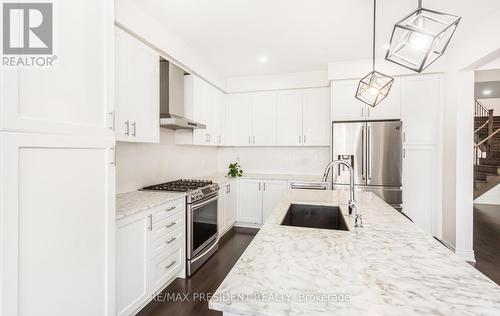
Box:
218;180;237;235
331;80;366;121
368;79;401;120
236;179;287;226
252;92;277;146
0;0;114;138
115;27;160;143
331;79;401;121
215;91;228;146
277;91;303;146
116;198;185;316
401;74;442;145
302;88;331;146
237;180;263;224
227;94;253;146
116;211;150;316
262;180;288;222
0;133;115;316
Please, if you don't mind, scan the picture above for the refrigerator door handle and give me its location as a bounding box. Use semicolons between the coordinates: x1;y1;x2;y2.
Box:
361;125;366;180
368;125;372;180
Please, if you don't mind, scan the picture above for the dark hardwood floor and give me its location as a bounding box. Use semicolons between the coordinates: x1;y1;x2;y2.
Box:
473;203;500;285
138;228;257;316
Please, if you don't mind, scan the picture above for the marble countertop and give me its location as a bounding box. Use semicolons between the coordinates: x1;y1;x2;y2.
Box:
116;190;186;220
209;190;500;316
202;172;325;184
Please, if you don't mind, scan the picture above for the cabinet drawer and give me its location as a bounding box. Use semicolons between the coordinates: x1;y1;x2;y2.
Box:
152;210;183;241
151;199;184;224
150;243;183;294
151;226;183;259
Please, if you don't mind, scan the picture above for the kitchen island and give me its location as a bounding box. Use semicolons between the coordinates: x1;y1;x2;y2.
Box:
209;190;500;316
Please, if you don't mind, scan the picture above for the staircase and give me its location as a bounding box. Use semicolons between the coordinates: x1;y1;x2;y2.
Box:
474;100;500;199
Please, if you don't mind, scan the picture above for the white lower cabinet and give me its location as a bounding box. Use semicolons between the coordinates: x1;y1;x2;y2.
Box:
236;179;287;226
217;181;237;235
116;198;185;316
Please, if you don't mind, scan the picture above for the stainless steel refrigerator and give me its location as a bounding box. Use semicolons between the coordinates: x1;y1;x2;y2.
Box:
329;120;403;210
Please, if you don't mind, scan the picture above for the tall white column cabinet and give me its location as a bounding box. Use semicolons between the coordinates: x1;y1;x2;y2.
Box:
0;0;116;315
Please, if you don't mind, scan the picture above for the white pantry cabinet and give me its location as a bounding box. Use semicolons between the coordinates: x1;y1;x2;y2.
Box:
0;0;114;137
0;133;115;316
236;179;287;225
276;88;330;146
217;180;237;235
116;198;185;316
115;27;160;143
331;79;401;121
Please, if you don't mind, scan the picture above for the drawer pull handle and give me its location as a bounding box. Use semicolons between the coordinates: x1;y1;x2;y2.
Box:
165;222;176;229
163;206;176;212
165;237;177;244
165;261;176;270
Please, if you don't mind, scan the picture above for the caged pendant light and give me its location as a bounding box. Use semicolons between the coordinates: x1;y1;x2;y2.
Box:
355;0;394;107
385;0;461;73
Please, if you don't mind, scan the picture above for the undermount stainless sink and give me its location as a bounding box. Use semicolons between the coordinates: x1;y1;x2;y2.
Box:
280;204;349;231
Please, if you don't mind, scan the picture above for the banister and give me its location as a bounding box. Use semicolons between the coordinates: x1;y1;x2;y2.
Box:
475;127;500;148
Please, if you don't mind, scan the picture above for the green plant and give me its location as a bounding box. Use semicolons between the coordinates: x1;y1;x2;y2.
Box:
227;162;243;178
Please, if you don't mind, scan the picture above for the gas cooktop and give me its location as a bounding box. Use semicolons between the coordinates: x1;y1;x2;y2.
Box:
142;179;214;192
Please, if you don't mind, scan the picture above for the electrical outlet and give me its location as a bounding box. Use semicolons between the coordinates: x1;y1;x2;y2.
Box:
236;155;240;162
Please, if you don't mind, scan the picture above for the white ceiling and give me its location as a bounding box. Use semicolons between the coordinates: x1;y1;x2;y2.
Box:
134;0;500;78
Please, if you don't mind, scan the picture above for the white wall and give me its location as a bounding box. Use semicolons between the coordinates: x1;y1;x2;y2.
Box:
475;184;500;205
226;70;329;93
116;129;217;194
217;147;330;176
476;98;500;114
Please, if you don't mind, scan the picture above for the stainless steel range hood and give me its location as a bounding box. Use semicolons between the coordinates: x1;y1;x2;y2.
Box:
159;60;206;129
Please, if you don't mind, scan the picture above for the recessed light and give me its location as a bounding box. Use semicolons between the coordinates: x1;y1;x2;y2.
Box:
483;90;492;96
258;55;269;64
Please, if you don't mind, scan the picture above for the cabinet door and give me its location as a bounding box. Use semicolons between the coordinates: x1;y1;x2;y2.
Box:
225;181;237;228
0;0;113;137
192;77;210;145
401;75;441;145
237;180;263;224
0;133;115;316
217;187;227;234
367;78;401;120
262;181;288;222
115;27;160;143
302;88;330;146
331;80;366;121
215;90;227;146
227;94;252;146
207;86;219;146
277;91;303;146
402;146;435;234
116;212;150;316
252;92;277;146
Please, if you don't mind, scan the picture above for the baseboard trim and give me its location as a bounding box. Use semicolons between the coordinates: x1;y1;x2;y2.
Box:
455;248;476;263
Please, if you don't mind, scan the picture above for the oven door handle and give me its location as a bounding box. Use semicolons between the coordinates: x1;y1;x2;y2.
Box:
190;238;219;264
191;195;218;211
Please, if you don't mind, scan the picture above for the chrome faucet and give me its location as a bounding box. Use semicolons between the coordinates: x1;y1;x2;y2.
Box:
322;160;360;225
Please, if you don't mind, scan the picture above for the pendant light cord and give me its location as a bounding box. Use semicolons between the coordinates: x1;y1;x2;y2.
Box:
372;0;376;71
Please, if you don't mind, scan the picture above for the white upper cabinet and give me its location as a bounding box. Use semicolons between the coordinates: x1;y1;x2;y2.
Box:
332;80;366;121
227;94;253;146
115;27;160;143
176;75;221;146
277;91;303;146
0;0;113;137
401;74;441;145
215;90;227;146
252;92;277;146
331;79;401;122
302;88;330;146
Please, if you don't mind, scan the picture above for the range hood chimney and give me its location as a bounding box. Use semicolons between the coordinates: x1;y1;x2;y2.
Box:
159;60;206;129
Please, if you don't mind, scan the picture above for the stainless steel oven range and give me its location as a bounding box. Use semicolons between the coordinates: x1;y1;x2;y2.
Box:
142;179;219;276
